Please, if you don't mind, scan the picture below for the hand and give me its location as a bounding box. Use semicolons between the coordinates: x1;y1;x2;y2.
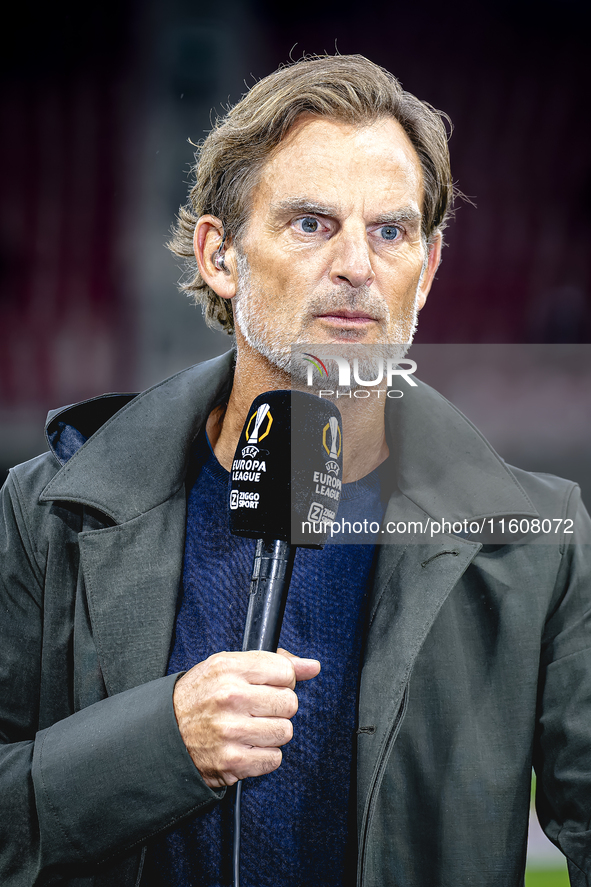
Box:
172;648;321;788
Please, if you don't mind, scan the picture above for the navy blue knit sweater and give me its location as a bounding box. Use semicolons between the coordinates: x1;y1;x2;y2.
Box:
144;433;388;887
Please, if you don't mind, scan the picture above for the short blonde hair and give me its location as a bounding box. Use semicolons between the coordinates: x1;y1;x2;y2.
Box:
169;54;453;334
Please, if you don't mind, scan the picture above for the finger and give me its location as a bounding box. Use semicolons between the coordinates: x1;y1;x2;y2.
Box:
238;715;294;748
277;648;321;682
186;650;296;689
200;745;284;788
236;650;299;688
219;746;284;785
242;684;298;719
207;714;293;752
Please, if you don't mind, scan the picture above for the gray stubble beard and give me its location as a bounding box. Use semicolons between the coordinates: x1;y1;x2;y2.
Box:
233;250;424;387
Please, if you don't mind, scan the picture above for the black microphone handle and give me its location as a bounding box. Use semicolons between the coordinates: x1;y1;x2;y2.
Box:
241;538;296;653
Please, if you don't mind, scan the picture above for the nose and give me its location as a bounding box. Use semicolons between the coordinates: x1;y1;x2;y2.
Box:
328;225;375;289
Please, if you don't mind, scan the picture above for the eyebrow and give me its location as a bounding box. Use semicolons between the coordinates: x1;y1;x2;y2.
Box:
372;208;422;226
270;198;340;218
269;198;422;226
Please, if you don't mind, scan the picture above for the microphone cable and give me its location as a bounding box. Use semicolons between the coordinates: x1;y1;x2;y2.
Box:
232;781;242;887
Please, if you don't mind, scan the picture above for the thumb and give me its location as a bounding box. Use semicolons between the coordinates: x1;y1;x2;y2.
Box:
277;648;321;682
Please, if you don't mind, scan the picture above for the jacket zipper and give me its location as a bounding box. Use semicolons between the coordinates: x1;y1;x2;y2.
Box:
357;686;409;887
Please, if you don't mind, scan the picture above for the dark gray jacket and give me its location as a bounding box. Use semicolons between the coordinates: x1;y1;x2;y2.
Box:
1;351;590;886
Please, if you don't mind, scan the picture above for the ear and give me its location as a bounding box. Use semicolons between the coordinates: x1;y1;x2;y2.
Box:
193;215;238;299
416;231;442;311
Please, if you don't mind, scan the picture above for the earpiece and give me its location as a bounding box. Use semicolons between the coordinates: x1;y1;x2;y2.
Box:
214;232;228;272
214;252;228;272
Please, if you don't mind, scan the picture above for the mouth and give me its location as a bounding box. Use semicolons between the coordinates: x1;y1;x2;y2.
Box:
314;309;378;326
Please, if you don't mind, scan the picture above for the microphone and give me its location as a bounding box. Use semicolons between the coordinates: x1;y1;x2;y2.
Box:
229;389;343;653
228;390;343;887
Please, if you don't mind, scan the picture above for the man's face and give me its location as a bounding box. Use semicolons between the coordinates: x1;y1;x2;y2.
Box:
232;115;439;368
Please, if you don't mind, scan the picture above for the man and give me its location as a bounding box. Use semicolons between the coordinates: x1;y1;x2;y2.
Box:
1;55;590;887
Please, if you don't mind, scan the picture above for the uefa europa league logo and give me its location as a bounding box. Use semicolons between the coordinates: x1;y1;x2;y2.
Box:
328;416;340;459
247;403;271;444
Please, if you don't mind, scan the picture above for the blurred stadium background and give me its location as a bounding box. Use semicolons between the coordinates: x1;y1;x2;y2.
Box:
1;2;589;880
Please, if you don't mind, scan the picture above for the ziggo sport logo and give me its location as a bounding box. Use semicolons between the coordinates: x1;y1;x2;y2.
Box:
302;353;418;398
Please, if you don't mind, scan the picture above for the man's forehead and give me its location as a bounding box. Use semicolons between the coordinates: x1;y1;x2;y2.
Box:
249;114;424;217
276;111;413;148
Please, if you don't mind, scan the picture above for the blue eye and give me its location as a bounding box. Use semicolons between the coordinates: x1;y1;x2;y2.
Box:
300;217;319;233
380;225;400;240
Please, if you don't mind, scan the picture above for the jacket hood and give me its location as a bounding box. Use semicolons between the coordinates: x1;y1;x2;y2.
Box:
40;349;536;525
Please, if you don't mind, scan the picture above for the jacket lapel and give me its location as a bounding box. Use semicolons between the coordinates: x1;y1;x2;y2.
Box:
78;487;187;696
356;384;538;840
357;491;482;810
41;352;235;696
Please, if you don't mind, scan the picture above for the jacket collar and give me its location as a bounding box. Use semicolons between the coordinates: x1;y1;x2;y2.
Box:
40;351;235;523
388;380;537;522
40;349;535;523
